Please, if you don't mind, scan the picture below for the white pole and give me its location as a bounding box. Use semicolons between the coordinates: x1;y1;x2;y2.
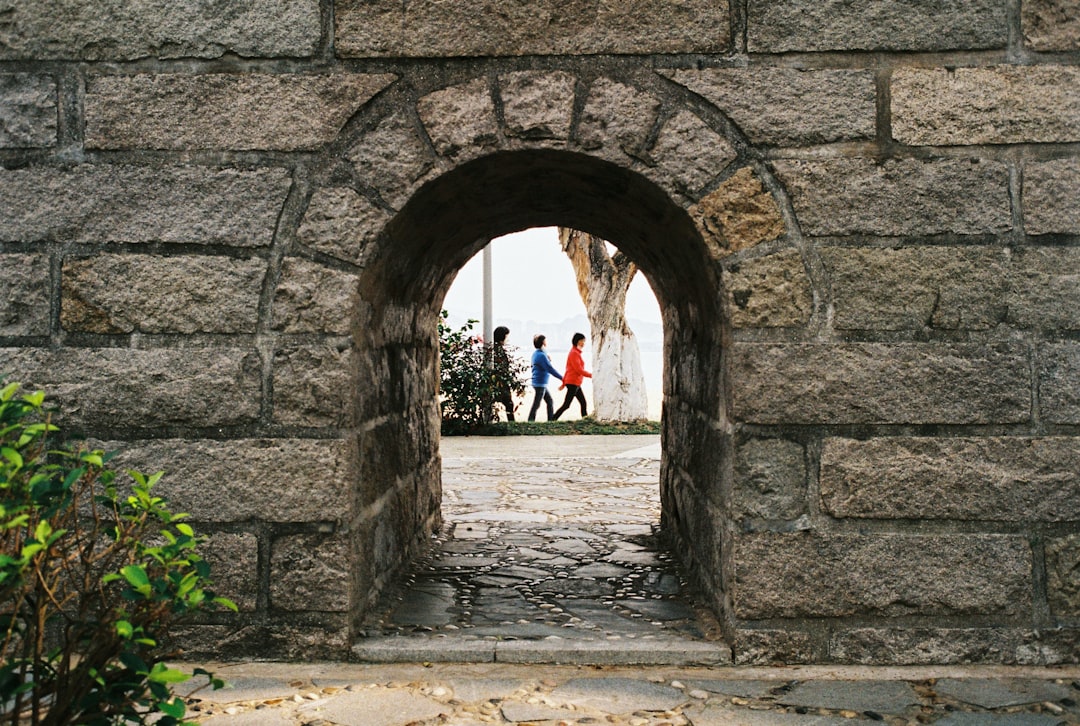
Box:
482;242;493;346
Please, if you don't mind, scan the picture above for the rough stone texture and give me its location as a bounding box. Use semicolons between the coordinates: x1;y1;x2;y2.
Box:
892;66;1080;146
202;532;259;612
689;167;786;259
272;342;354;427
732;438;806;520
417;78;499;161
310;687;448;726
830;628;1023;665
577;78;661;161
733;532;1032;619
85;73;395;151
665;68;875;146
499;71;575;141
103;438;349;523
345;112;436;210
61;254;265;334
732;629;816;665
730;343;1030;424
335;0;729;57
1008;247;1080;330
1023;158;1080;236
1023;0;1080;50
297;187;389;267
272;258;358;335
723;250;812;328
1047;534;1080;617
170;620;350;661
821;246;1008;330
0;253;50;336
747;0;1007;52
647;110;736;195
1039;343;1080;424
777;680;920;713
0;165;291;246
0;347;261;428
820;437;1080;521
773;158;1011;237
0;73;56;148
0;0;320;60
270;534;350;612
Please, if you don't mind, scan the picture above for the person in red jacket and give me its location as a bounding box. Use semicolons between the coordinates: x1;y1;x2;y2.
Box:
552;332;592;420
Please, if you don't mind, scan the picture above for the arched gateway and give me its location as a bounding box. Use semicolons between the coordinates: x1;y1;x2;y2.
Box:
0;5;1077;665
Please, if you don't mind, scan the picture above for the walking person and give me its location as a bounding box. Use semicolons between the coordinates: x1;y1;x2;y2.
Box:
552;332;592;420
527;334;563;421
492;326;516;421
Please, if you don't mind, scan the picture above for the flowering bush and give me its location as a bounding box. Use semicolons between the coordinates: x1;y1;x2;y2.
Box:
438;312;527;432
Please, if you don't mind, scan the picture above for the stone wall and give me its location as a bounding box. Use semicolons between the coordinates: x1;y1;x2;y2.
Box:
0;0;1077;663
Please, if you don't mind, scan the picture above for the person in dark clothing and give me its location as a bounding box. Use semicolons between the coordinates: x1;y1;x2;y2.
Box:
552;332;591;420
527;334;563;421
492;326;516;421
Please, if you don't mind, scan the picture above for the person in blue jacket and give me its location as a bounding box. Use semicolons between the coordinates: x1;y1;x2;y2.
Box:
527;334;563;421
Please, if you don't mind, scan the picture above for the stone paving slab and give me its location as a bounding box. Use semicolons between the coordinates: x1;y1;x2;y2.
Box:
934;678;1075;709
176;662;1080;725
776;679;921;714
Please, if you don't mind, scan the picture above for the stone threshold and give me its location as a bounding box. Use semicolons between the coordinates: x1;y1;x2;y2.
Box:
351;636;731;666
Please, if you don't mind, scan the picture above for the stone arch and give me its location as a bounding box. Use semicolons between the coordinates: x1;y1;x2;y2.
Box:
286;71;802;638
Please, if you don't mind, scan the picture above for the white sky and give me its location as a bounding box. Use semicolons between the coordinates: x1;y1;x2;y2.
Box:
441;227;661;324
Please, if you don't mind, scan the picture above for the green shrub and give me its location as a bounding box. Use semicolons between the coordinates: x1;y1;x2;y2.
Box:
0;380;233;726
438;312;528;431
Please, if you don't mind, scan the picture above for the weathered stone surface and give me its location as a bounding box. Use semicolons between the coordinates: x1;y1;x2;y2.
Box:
0;347;261;428
0;74;56;148
773;158;1010;237
309;687;448;726
821;246;1008;330
777;680;920;713
577;78;661;160
821;437;1080;521
1047;534;1080;617
935;678;1074;709
61;254;265;334
170;620;349;660
1023;0;1080;50
665;68;875;146
500;71;575;142
0;254;50;336
893;66;1080;145
648;110;736;195
1008;247;1080;330
724;250;812;328
335;0;729;57
272;342;354;427
202;532;258;612
345;112;436;210
732;629;816;665
1039;343;1080;424
732;438;806;520
272;258;358;335
0;0;320;60
297;187;388;267
550;677;687;713
730;342;1030;424
417;79;498;161
747;0;1007;52
271;533;350;612
733;532;1032;619
103;438;349;523
1023;158;1080;236
689;167;786;259
830;628;1022;665
0;165;290;246
85;73;395;151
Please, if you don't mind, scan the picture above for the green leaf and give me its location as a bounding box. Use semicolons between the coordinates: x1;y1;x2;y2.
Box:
158;697;186;718
120;564;152;595
1;447;23;469
115;620;134;638
148;663;191;684
176;522;194;537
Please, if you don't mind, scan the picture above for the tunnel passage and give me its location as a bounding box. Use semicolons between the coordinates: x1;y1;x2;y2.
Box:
349;149;731;640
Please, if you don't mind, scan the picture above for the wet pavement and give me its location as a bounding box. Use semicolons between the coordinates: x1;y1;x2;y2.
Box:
179;436;1080;725
354;435;727;665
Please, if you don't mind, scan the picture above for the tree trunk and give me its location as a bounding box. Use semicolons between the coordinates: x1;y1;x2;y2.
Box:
559;228;649;421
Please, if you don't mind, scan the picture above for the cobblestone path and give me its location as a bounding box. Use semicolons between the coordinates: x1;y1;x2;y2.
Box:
354;438;727;662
